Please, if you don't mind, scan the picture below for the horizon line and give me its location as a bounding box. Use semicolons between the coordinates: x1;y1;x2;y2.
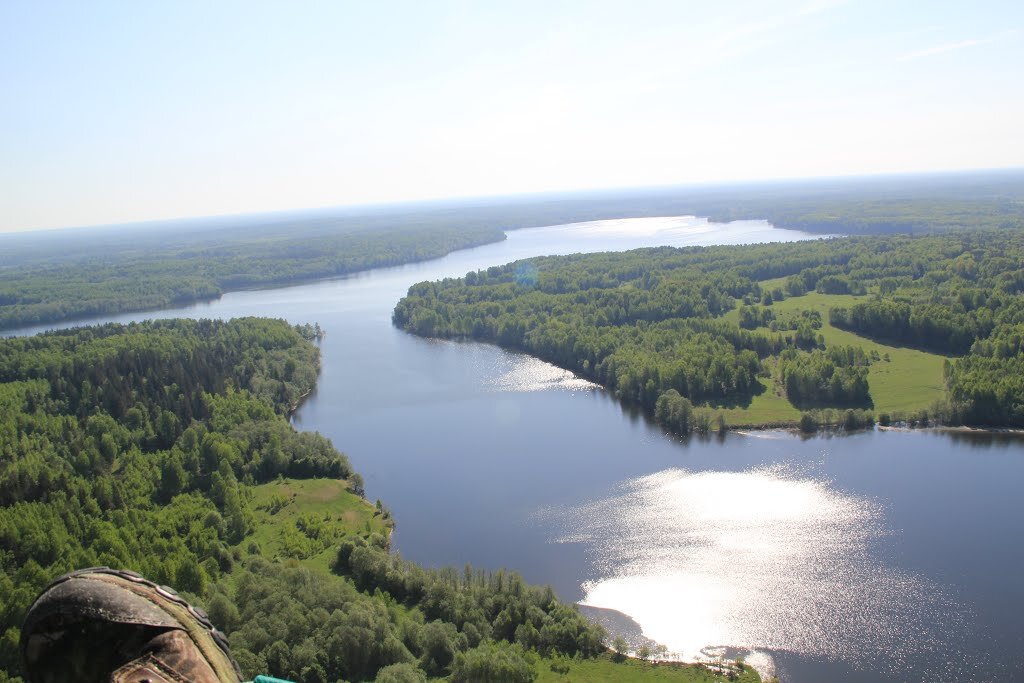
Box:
4;164;1023;237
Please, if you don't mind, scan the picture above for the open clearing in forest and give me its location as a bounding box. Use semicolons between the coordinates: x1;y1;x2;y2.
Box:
718;285;948;427
245;478;388;573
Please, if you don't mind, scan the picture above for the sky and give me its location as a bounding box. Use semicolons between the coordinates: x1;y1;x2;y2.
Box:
1;0;1022;233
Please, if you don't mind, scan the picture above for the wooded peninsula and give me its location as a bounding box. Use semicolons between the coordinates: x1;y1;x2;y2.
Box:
395;229;1024;433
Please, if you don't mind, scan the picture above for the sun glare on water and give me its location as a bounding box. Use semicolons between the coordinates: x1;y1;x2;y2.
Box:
551;465;970;678
488;355;598;393
563;216;717;238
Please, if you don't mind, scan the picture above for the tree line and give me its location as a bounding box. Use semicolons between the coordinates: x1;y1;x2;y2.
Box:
0;224;505;331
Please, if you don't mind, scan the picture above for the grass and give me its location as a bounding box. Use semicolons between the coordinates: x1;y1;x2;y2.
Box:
535;653;762;683
243;477;389;573
717;375;801;427
717;286;948;427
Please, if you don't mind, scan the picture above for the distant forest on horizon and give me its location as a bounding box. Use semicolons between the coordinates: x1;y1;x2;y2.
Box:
1;169;1023;332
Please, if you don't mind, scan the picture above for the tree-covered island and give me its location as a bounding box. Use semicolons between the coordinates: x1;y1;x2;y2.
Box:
394;230;1024;433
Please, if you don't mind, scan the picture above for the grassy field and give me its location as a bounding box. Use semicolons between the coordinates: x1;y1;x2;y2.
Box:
535;653;762;683
244;477;389;573
717;284;948;427
717;375;801;427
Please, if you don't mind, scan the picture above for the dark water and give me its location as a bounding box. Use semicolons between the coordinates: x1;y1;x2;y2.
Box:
7;216;1023;682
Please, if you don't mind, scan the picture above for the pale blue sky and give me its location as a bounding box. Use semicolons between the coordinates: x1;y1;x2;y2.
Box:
1;0;1022;232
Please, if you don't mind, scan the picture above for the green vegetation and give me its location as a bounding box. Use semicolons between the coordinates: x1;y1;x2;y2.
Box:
0;318;716;682
725;289;949;423
0;318;358;677
3;170;1022;332
247;478;389;572
0;221;506;330
536;653;761;683
677;169;1024;235
394;229;1024;432
778;345;871;407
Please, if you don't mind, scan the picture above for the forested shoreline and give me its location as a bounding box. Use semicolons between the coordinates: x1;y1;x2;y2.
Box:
394;230;1024;433
0;318;663;683
0;224;506;331
3;170;1022;332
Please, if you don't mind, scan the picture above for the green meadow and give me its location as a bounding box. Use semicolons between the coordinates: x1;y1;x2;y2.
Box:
535;653;763;683
719;283;947;427
245;477;390;573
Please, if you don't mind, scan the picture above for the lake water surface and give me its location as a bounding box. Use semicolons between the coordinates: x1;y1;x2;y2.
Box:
9;216;1023;682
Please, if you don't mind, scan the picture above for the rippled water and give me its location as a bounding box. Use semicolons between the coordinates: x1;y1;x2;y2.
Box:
7;216;1023;682
556;465;966;679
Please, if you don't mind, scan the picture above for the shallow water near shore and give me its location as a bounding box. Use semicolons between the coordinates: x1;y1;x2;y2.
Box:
8;216;1024;682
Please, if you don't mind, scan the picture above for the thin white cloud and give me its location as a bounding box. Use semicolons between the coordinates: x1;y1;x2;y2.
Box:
725;0;845;42
898;38;987;61
897;27;1022;62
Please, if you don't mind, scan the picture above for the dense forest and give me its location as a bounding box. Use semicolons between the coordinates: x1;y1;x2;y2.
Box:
0;223;505;330
3;170;1022;331
0;319;620;682
394;229;1024;432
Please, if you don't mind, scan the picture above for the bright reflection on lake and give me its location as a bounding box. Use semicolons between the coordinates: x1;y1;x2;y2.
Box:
501;215;815;257
556;465;965;680
487;354;598;393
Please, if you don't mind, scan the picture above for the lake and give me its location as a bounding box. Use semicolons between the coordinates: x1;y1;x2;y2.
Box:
8;215;1023;682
